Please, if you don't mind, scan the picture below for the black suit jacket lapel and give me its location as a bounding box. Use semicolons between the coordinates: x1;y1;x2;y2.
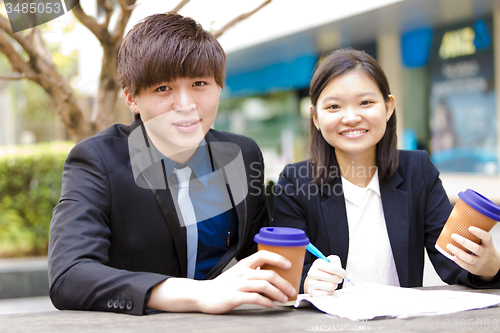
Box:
321;177;350;270
205;131;247;242
155;166;188;278
379;171;409;287
204;131;246;279
130;120;188;277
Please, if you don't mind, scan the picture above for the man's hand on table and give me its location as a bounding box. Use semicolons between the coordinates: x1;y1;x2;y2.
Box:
147;250;296;314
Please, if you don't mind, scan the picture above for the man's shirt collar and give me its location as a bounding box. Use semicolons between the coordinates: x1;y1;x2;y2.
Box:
157;139;211;188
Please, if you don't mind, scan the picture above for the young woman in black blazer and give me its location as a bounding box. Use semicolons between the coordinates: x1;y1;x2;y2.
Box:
272;49;500;295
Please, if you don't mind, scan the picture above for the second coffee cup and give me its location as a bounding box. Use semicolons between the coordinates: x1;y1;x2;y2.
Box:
254;227;309;303
436;189;500;260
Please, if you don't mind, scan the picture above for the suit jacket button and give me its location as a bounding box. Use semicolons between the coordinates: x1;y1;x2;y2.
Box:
126;301;133;310
107;300;113;308
113;300;120;309
119;300;125;309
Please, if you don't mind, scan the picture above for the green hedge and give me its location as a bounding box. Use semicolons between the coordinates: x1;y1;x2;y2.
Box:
0;142;74;257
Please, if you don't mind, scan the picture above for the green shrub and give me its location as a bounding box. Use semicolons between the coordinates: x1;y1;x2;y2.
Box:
0;142;74;257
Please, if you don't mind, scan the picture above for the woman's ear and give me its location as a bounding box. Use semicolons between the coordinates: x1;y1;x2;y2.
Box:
311;105;319;128
124;89;140;114
386;95;396;121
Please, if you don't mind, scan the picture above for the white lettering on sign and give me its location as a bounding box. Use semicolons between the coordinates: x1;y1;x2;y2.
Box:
441;59;479;79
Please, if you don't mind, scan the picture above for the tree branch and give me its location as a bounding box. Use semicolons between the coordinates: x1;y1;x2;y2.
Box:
117;0;138;11
0;72;63;87
98;0;115;30
32;27;57;71
0;15;41;62
112;0;137;42
28;25;35;44
0;31;31;74
0;74;29;80
0;36;64;89
0;16;57;76
212;0;271;38
171;0;190;13
72;2;112;44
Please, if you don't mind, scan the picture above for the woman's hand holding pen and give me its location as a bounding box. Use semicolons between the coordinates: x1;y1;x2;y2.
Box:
446;226;500;281
305;255;346;297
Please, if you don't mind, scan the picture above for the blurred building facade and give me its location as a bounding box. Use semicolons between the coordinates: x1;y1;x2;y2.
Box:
218;0;500;203
1;0;499;202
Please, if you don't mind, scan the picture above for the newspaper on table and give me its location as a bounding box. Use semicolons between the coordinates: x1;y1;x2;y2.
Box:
294;284;500;321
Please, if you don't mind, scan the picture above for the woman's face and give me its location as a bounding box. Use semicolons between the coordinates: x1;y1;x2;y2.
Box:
312;69;395;163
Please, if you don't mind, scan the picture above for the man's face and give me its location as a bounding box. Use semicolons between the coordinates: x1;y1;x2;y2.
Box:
125;77;220;159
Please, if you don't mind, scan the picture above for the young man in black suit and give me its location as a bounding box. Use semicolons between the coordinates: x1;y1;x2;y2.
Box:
48;12;295;315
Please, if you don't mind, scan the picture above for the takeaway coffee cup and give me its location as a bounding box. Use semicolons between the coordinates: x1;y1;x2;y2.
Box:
436;189;500;260
254;227;309;302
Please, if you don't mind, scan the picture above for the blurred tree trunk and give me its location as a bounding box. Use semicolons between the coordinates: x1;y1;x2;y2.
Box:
0;17;92;142
71;0;138;135
0;0;271;142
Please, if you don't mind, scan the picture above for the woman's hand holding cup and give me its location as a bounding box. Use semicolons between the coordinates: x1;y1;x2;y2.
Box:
447;226;500;281
436;189;500;281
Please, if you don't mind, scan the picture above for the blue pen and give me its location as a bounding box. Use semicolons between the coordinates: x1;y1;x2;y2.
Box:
306;243;355;287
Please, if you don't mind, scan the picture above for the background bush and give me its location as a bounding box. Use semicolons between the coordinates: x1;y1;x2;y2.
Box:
0;142;74;257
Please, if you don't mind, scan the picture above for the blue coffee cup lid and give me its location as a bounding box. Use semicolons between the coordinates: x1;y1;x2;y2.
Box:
254;227;310;247
458;189;500;221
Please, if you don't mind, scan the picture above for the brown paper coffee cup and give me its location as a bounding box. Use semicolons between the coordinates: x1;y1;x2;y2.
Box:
254;227;309;303
257;243;306;302
436;191;499;260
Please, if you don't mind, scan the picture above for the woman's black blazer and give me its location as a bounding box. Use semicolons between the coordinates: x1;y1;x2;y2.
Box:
272;150;500;292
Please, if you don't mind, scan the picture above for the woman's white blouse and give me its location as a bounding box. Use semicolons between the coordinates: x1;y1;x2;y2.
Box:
341;170;400;288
